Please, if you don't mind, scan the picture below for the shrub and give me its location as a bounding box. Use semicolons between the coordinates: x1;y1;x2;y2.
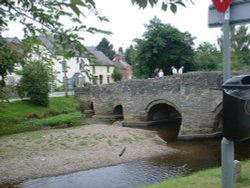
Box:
112;67;123;81
17;60;50;106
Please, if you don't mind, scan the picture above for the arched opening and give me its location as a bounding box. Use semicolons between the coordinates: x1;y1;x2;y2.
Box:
113;105;124;120
147;103;181;122
146;102;182;141
83;101;95;117
213;104;223;133
90;102;94;110
213;110;223;132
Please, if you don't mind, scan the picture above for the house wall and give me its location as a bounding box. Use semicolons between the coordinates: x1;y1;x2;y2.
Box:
90;65;114;85
53;56;90;86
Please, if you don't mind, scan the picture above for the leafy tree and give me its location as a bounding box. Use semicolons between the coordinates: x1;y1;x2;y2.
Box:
131;0;193;13
131;17;195;78
112;67;123;81
124;45;135;65
217;25;250;70
17;60;50;106
0;37;23;87
96;37;116;60
0;0;110;59
194;42;222;71
118;47;124;54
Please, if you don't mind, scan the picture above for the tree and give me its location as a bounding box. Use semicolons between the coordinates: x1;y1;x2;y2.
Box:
0;37;23;87
0;0;110;59
118;47;124;54
217;25;250;70
131;0;193;13
194;42;222;71
112;67;123;81
124;45;135;65
96;37;116;60
17;60;50;106
131;17;195;78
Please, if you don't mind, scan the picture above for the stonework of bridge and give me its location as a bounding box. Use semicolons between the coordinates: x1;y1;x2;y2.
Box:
75;72;225;138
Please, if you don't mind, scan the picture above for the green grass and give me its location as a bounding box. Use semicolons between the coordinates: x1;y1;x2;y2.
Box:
0;96;78;124
23;112;84;127
140;160;250;188
0;96;85;136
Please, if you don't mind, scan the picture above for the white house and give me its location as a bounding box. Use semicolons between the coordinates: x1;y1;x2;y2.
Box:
3;36;116;89
86;46;115;85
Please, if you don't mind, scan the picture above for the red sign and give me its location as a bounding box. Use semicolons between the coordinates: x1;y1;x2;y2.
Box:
212;0;231;13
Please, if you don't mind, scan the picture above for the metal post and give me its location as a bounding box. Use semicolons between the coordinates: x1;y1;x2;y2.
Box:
221;7;234;188
222;138;234;188
223;7;231;82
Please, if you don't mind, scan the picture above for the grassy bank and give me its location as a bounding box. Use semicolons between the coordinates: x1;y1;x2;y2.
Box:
0;96;85;136
140;160;250;188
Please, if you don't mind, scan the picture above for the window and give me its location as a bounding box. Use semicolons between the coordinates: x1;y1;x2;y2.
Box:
93;66;96;74
107;66;110;73
99;75;103;84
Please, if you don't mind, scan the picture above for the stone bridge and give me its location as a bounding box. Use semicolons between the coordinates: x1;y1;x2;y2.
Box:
75;72;226;138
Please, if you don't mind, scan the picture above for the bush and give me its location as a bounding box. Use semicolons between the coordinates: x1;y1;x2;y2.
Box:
18;60;50;106
112;67;123;81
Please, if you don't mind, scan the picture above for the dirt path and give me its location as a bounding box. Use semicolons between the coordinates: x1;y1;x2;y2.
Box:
0;122;178;185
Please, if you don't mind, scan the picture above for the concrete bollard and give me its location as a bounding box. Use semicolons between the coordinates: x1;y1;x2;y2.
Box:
234;160;241;182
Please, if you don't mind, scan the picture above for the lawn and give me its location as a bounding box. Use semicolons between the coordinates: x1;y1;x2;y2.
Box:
0;96;85;136
140;160;250;188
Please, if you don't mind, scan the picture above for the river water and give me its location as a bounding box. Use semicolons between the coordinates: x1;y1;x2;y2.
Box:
3;124;250;188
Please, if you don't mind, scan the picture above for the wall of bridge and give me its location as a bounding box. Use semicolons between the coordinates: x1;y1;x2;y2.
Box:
75;72;224;136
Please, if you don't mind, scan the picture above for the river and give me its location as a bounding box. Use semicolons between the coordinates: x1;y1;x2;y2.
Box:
3;123;250;188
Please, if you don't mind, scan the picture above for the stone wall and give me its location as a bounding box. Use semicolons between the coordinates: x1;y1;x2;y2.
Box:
75;72;225;136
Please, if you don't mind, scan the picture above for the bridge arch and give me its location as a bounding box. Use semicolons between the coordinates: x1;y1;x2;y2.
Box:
213;103;223;132
113;104;124;120
145;99;182;122
145;99;182;140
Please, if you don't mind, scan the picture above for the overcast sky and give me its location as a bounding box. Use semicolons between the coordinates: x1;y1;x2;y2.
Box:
3;0;223;51
81;0;222;50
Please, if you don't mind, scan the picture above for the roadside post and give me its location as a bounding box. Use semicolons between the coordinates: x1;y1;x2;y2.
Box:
208;0;250;187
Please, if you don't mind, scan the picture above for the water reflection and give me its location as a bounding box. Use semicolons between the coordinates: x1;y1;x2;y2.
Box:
20;161;187;188
16;138;250;188
1;123;250;188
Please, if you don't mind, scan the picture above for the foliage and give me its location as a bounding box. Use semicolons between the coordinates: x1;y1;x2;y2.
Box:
96;37;116;60
0;37;24;87
23;112;84;127
17;60;50;106
0;0;110;60
118;47;124;54
124;45;135;65
112;67;123;81
131;0;193;13
217;25;250;70
194;42;222;71
131;17;195;78
0;84;19;102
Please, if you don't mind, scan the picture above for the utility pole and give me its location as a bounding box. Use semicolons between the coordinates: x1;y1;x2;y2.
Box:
63;59;68;97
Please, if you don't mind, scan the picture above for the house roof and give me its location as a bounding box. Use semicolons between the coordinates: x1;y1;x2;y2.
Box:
38;35;54;53
86;46;115;66
4;37;21;44
38;37;114;67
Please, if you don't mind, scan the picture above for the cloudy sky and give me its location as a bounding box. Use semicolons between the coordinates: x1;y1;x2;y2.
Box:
3;0;223;51
81;0;222;50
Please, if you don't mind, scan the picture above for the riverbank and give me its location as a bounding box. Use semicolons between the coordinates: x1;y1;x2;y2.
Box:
140;160;250;188
0;122;177;185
